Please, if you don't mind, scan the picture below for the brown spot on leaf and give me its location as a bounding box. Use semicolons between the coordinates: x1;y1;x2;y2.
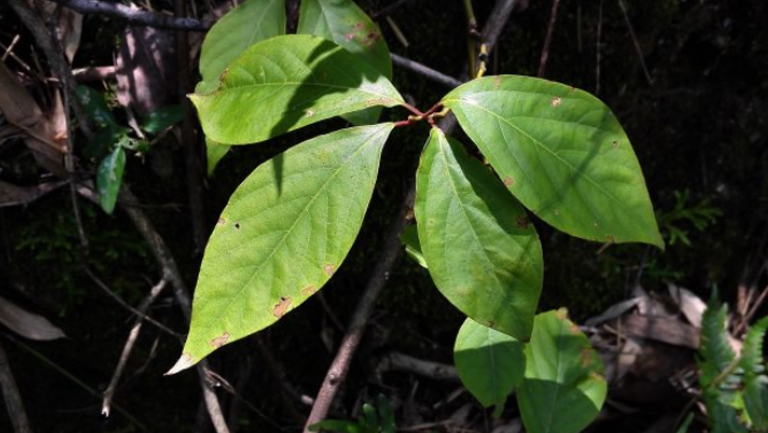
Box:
300;285;316;297
217;217;227;226
612;140;619;148
555;308;569;320
344;32;355;41
551;97;562;107
353;22;365;30
362;31;381;47
494;75;502;89
273;296;292;318
503;176;514;187
488;320;496;329
209;332;230;348
580;347;593;367
606;235;615;244
516;215;530;229
324;264;335;277
234;223;241;229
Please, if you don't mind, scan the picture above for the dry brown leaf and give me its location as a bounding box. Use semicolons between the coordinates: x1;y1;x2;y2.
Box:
0;295;66;341
0;60;66;175
31;0;83;62
622;314;700;349
0;180;66;207
667;284;706;328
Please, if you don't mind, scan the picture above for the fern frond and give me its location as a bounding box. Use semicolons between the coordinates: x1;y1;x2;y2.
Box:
741;316;768;432
699;298;736;386
698;295;748;433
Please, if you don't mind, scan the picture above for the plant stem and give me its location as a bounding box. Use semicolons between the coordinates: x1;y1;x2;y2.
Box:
462;0;478;77
400;102;425;117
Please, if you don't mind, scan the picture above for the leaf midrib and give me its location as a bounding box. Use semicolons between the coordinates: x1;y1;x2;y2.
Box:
444;98;622;204
211;126;387;328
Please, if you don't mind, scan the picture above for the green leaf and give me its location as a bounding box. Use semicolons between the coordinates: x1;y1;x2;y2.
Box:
297;0;391;79
376;394;396;433
400;225;427;269
297;0;392;125
309;420;366;433
206;137;231;176
414;127;543;340
97;146;126;214
77;85;126;159
197;0;285;94
191;34;404;144
676;412;694;433
362;403;378;430
741;316;768;431
77;85;119;129
442;75;663;248
168;124;394;373
141;105;185;134
517;309;607;433
454;318;525;410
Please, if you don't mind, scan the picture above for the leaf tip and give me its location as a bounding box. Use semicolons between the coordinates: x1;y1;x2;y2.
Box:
165;353;196;376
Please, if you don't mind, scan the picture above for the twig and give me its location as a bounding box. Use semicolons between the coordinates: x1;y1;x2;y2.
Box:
376;352;458;381
390;54;462;88
739;283;768;334
73;65;116;82
537;0;562;77
42;0;212;31
77;185;230;433
84;267;180;338
176;0;207;253
303;187;413;433
462;0;478;75
7;0;93;250
6;0;93;137
253;336;307;424
302;2;519;431
102;278;169;417
0;339;31;433
8;335;148;431
596;0;604;95
617;0;653;86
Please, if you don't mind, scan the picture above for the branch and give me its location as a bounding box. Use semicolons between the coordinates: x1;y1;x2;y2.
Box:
102;278;169;417
6;0;93;136
0;340;31;433
85;268;179;338
77;185;230;433
390;54;462;88
537;0;561;77
43;0;212;31
302;1;519;430
376;352;458;381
